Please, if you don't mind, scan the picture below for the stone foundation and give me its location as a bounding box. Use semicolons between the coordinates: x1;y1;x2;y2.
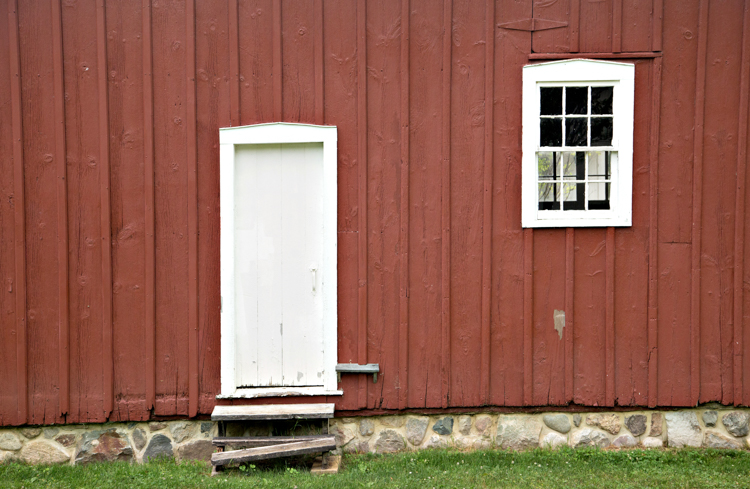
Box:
1;407;749;465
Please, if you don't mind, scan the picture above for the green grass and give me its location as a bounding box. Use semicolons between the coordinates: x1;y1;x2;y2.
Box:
2;448;750;488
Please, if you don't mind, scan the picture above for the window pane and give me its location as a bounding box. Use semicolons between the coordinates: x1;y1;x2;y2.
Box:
565;87;588;115
591;86;613;115
562;182;585;210
537;152;558;179
565;118;587;146
588;182;611;209
538;183;560;210
562;151;585;180
540;87;562;115
587;151;609;179
591;117;613;146
540;118;562;147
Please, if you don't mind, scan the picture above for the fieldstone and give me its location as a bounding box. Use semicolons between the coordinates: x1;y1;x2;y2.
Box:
148;422;167;432
702;411;718;428
169;422;195;444
586;414;621;435
473;439;492;450
359;419;374;437
0;433;22;451
454;436;477;450
703;431;744;449
458;416;472;436
665;412;702;447
55;435;76;448
176;440;214;461
649;413;663;436
423;435;448;449
20;441;69;465
571;428;610;448
331;425;355;447
75;430;133;464
380;416;405;428
573;414;582;427
143;434;173;462
405;417;429;446
642;437;664;448
475;415;493;436
624;415;647;437
432;417;454;435
496;416;543;451
540;432;567;449
43;428;60;439
20;428;42;439
200;422;213;434
612;434;638;447
373;430;405;453
543;414;571;434
343;441;365;454
132;428;147;451
0;450;12;463
722;412;750;438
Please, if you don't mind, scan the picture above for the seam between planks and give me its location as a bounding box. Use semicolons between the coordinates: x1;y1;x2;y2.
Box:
733;0;750;406
652;0;663;52
96;0;114;418
356;0;368;410
142;0;156;413
690;0;709;406
9;0;27;426
480;0;494;406
52;0;70;418
398;0;410;410
648;57;662;408
441;0;452;409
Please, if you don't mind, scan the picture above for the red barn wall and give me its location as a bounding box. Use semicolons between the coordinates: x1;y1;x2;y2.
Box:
0;0;749;425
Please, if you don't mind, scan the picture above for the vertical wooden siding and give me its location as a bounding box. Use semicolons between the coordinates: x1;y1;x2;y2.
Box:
0;0;749;425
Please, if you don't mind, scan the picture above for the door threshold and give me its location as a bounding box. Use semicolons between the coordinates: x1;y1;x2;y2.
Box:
217;387;343;399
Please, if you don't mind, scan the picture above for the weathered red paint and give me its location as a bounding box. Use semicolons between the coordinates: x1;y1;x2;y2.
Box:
0;0;749;426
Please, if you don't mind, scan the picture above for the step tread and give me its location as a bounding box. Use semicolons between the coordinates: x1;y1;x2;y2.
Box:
212;435;331;447
211;403;335;421
211;437;336;466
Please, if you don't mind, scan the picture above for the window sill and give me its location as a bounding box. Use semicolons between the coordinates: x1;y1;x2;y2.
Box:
217;387;344;399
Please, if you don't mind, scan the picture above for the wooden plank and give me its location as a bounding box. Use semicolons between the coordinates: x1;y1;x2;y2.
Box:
612;0;622;53
735;0;750;406
8;0;27;426
605;227;615;406
398;0;410;411
406;0;443;409
211;437;336;466
238;0;274;124
51;0;69;418
449;0;485;407
570;0;580;53
440;0;452;409
565;228;574;402
211;403;334;421
480;0;494;406
648;57;662;408
652;0;663;52
314;0;324;124
281;0;316;123
142;0;156;412
273;0;282;120
228;0;240;126
523;229;533;405
213;435;331;447
690;0;709;406
579;0;612;53
528;52;662;60
621;0;652;52
531;0;570;54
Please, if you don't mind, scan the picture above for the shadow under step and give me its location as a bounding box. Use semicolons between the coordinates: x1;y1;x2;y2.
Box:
211;436;337;466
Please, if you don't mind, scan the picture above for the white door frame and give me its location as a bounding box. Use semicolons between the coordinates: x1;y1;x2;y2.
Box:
219;123;340;398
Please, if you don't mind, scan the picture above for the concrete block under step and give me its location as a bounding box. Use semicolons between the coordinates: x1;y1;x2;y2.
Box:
211;403;335;421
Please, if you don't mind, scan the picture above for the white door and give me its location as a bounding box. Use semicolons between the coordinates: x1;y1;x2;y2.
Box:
233;142;325;387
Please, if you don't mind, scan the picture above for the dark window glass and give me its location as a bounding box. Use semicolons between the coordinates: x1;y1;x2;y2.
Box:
591;87;613;115
563;182;585;210
565;87;588;115
565;118;587;146
540;87;562;115
540;118;562;147
588;182;611;209
591;117;613;146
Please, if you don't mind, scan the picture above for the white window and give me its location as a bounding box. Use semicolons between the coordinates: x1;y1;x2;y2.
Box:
522;59;634;228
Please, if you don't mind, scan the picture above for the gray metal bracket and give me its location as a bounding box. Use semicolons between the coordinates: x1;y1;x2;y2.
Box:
335;363;380;383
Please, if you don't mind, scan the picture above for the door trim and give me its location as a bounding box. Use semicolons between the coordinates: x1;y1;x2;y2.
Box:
219;123;338;398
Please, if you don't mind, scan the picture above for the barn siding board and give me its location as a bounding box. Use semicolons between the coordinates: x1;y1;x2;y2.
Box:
3;0;750;425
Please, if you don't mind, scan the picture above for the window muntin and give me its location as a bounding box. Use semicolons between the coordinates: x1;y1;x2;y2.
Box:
521;59;634;228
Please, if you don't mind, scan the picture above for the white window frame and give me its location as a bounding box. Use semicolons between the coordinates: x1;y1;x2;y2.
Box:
219;122;340;398
522;59;635;228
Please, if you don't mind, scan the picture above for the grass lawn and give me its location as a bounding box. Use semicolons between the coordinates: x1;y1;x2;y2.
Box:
1;448;749;488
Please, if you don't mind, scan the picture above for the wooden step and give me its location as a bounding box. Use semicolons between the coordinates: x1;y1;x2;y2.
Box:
211;403;334;421
212;435;331;448
211;436;336;466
